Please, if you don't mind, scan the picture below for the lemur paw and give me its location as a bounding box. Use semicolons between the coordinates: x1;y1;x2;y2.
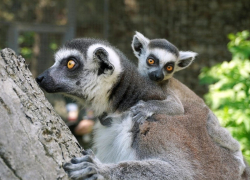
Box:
63;150;104;180
130;100;153;123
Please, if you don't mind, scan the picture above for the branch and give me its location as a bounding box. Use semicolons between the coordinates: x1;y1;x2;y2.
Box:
0;48;82;179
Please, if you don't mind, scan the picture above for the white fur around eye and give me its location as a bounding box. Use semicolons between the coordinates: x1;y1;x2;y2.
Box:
137;48;178;80
147;48;178;66
54;48;83;64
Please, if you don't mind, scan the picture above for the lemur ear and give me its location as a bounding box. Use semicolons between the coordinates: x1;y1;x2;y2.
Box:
131;31;150;59
93;47;114;75
175;51;198;72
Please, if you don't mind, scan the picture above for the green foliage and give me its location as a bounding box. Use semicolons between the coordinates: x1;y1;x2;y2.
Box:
228;30;250;60
19;32;35;60
199;31;250;164
18;32;60;63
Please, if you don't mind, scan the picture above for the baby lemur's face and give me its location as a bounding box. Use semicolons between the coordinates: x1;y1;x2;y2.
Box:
132;32;197;82
141;42;179;82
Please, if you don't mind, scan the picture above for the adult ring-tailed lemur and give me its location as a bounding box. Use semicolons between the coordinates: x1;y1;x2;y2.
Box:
36;38;249;180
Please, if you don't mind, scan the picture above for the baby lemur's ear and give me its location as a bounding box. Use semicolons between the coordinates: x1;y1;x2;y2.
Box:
175;51;198;72
93;47;114;75
131;31;150;59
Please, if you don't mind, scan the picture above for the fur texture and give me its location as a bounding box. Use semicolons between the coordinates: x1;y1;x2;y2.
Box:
131;32;247;175
36;38;249;180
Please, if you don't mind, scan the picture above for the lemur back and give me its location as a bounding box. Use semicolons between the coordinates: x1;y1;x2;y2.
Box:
163;77;204;103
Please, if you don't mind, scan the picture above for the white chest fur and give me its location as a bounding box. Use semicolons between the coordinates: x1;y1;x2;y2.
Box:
93;113;137;163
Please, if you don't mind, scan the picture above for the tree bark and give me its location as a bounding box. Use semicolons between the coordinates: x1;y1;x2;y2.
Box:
0;48;82;180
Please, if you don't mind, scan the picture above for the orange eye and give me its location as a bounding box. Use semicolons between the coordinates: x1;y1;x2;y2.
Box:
166;65;173;71
67;60;75;69
147;59;155;65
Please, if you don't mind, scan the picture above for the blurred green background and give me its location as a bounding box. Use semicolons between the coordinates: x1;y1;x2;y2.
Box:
0;0;249;163
200;31;250;163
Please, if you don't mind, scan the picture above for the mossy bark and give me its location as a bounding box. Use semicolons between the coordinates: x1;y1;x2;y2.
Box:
0;48;82;180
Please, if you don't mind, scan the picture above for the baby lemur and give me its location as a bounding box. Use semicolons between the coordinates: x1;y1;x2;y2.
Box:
131;31;245;173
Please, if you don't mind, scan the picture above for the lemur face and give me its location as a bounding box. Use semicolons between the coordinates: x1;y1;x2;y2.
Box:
36;38;123;115
132;32;197;82
36;49;85;96
143;46;178;82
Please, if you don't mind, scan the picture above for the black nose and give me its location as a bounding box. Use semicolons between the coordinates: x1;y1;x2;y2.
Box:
36;75;44;85
35;69;57;93
149;70;164;82
36;68;51;86
154;73;164;81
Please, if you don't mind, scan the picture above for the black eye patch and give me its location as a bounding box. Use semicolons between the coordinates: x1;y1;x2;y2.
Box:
61;56;82;71
57;56;83;79
164;62;175;73
146;54;159;66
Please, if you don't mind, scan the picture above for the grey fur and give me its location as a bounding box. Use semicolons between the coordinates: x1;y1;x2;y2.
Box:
37;38;165;114
131;32;247;175
36;38;249;180
148;39;179;57
130;31;197;120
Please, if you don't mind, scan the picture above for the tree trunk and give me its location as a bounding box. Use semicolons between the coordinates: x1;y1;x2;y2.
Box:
0;48;82;180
